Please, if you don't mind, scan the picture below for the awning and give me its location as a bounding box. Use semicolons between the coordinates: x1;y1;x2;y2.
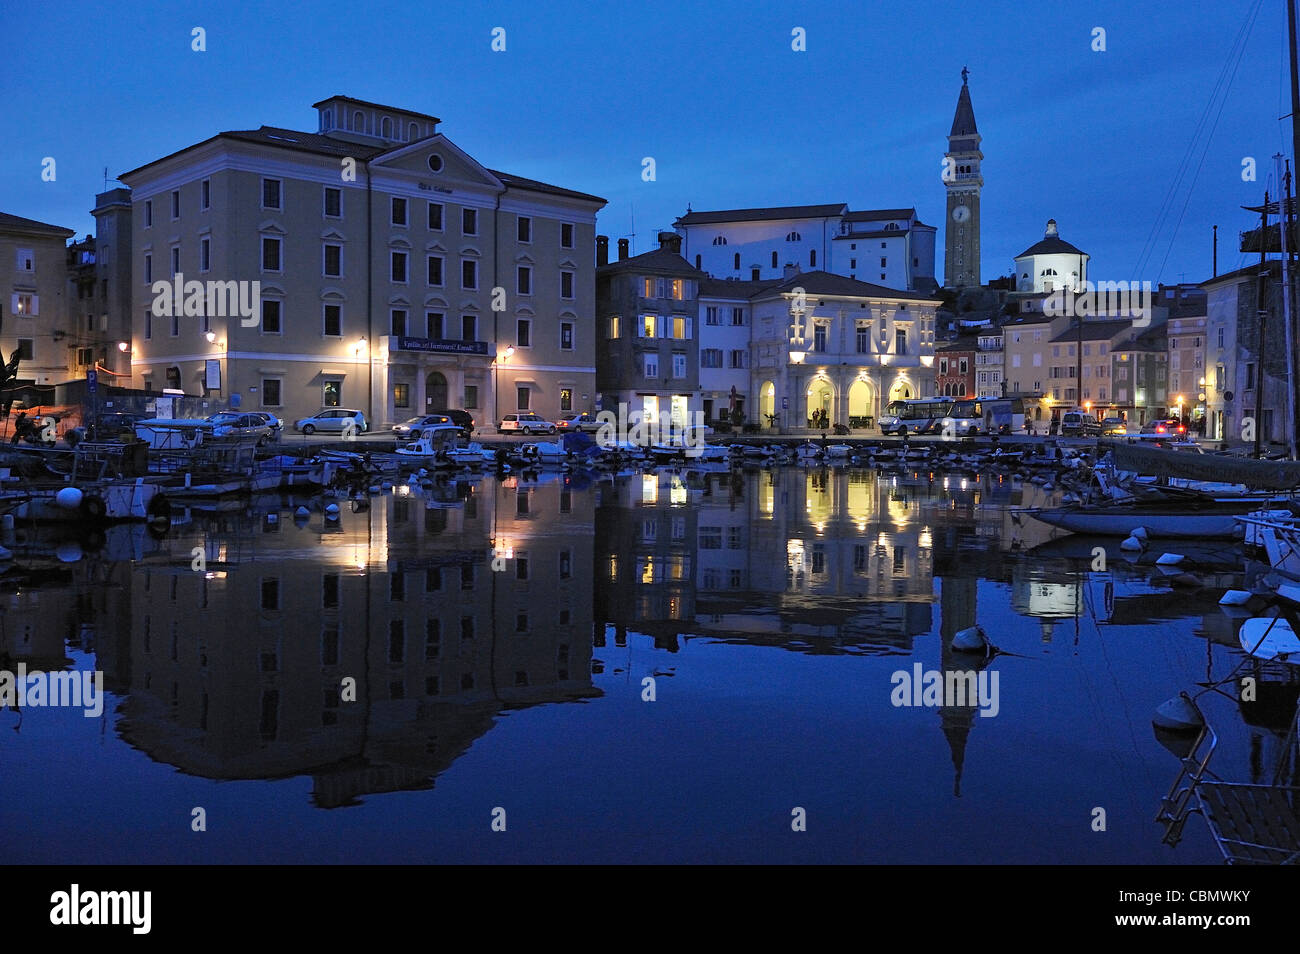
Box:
319;368;348;377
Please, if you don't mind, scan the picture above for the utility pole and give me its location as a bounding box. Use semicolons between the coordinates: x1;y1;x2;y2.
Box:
1254;191;1269;459
1212;225;1218;277
1281;157;1298;459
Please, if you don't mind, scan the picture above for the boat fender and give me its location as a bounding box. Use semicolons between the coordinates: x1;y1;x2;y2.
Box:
1154;553;1184;566
147;494;171;522
325;502;341;517
80;494;108;521
55;487;84;510
1130;526;1149;542
295;506;311;517
1152;692;1204;732
1120;536;1144;552
1219;589;1252;606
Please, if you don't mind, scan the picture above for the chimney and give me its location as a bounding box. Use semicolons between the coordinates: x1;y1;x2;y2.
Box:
657;231;682;254
596;235;609;267
617;238;630;261
783;263;801;280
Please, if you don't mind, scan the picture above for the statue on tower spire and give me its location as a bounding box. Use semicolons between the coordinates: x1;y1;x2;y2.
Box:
961;65;969;85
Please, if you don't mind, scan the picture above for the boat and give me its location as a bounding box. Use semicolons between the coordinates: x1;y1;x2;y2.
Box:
1239;616;1300;662
1030;494;1289;538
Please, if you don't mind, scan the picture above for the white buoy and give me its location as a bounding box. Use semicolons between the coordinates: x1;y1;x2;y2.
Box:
1153;693;1205;731
55;487;84;510
1131;526;1149;542
1155;553;1184;565
295;506;310;517
951;625;989;653
1219;589;1252;606
1120;535;1143;551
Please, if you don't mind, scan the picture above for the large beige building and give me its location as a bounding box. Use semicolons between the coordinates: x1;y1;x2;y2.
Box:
119;96;605;428
0;212;75;389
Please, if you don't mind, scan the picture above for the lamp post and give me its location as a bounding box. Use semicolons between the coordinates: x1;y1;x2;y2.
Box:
494;345;515;428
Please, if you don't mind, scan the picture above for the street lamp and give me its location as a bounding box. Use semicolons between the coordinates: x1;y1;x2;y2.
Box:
205;331;216;344
117;341;130;352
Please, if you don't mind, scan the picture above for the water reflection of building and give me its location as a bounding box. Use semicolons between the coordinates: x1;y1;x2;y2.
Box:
117;478;596;806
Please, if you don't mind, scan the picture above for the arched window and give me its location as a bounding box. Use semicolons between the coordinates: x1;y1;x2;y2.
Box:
353;111;364;132
409;122;419;140
771;251;778;268
809;249;816;267
786;231;801;242
322;110;333;131
885;222;899;231
733;253;740;270
1041;268;1057;276
695;254;702;269
712;236;727;246
381;117;393;138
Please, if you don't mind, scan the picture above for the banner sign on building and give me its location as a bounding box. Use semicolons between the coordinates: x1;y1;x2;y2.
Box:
396;337;488;356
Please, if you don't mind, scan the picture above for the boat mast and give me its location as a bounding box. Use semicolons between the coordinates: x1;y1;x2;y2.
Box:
1288;0;1300;457
1281;157;1298;459
1255;193;1269;459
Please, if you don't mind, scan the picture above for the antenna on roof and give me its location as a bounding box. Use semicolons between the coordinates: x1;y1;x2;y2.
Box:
623;203;636;256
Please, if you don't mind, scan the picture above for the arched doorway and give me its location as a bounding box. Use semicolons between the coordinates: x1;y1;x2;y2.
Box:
888;378;913;403
848;378;873;428
425;371;448;410
807;377;833;427
759;381;775;422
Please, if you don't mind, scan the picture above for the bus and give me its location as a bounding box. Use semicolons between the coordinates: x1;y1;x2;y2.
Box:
879;397;955;436
971;397;1026;435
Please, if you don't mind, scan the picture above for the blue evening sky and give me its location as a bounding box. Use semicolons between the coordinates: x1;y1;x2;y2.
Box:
2;0;1290;285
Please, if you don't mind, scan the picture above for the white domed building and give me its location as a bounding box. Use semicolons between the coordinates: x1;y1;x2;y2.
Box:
1014;219;1089;293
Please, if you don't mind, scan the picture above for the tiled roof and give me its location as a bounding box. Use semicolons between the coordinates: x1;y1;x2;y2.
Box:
842;208;915;221
763;270;940;303
0;212;74;236
698;277;784;298
1049;319;1134;343
310;95;440;123
598;247;707;276
674;204;848;226
1016;236;1088;258
488;169;605;204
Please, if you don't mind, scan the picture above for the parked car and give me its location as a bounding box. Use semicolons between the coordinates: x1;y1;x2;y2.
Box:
1100;416;1127;436
203;412;275;444
1141;417;1187;437
249;412;284;439
1060;410;1102;437
294;408;369;435
498;412;556;435
426;408;475;437
392;414;454;439
69;411;147;444
555;412;602;433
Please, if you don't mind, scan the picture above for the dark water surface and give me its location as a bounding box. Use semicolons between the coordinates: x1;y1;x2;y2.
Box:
0;467;1274;863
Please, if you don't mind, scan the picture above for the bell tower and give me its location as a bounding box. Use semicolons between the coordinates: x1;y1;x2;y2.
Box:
943;68;982;289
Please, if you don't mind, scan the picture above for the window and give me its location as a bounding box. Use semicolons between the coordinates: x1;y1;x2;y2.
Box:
517;216;531;242
701;348;723;367
200;237;210;272
16;339;32;360
895;328;907;355
390;309;407;336
144;254;152;284
641;314;657;338
393;383;410;408
170;312;179;336
427;202;443;230
461;259;477;289
145;310;152;340
262;178;281;210
425;311;443;338
644;353;659;379
670;279;686;300
323;303;342;337
1032;353;1042;367
561;222;574;248
960;358;968;374
462;208;477;235
814;324;828;351
517;318;531;347
672;353;687;378
856;325;869;353
171;190;180;219
771;251;778;268
560;388;573;412
729;349;747;369
464;385;478;408
261;237;281;271
671;316;690;339
262;378;282;407
200;179;210;210
609;315;621;338
391;251;408;283
262;299;282;334
731;307;745;326
324;243;342;277
170;246;180;277
517;386;530;409
427;255;443;286
561;270;574;299
324;187;341;217
880;257;887;268
144;199;152;228
734;252;740;270
391;197;407;226
810;249;816;267
517;265;532;295
461;314;477;340
560;322;574;350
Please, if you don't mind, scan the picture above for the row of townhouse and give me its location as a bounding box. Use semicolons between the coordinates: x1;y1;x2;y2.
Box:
596;233;941;430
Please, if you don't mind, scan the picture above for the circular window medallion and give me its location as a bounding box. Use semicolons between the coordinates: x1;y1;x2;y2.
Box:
428;154;444;173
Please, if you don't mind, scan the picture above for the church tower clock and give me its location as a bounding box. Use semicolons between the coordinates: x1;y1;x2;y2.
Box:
944;68;982;289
